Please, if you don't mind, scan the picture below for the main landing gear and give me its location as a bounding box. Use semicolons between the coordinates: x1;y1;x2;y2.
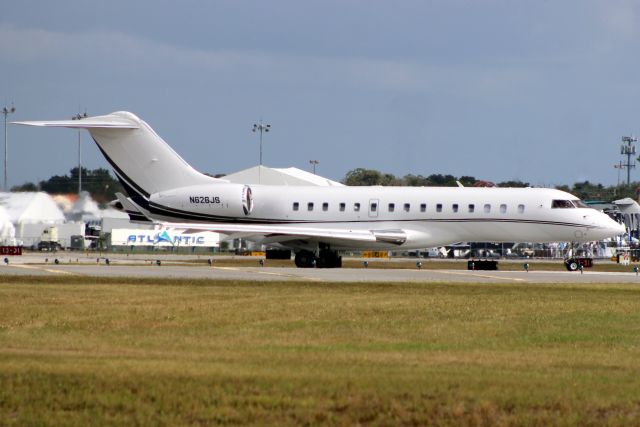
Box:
294;247;342;268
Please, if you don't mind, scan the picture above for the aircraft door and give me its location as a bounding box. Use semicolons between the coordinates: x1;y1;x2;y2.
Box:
369;199;379;218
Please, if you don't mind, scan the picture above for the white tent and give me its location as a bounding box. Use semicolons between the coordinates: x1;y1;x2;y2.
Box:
0;205;16;245
224;165;344;186
0;192;65;224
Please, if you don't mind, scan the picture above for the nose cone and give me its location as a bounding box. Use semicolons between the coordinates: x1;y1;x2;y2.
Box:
612;221;627;236
595;215;626;239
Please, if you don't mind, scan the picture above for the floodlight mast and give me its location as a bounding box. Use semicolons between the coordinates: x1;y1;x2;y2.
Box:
72;112;88;194
309;159;319;174
252;120;271;184
2;104;16;192
621;135;637;186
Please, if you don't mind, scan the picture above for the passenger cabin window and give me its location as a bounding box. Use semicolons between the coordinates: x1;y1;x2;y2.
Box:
307;202;314;211
468;204;475;213
552;200;575;209
354;203;361;212
518;204;525;214
484;204;491;213
388;203;395;212
500;204;507;214
404;203;410;212
339;202;346;212
293;202;299;211
436;203;443;213
322;202;329;211
452;203;459;213
420;203;426;212
370;202;377;212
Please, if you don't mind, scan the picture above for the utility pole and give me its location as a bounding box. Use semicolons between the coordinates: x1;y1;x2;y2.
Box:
72;112;88;194
621;135;637;186
614;161;625;188
2;104;16;192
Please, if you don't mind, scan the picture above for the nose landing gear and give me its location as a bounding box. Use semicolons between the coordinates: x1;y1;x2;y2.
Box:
564;257;593;271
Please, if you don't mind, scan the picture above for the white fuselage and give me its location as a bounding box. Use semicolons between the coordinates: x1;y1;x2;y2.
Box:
151;184;624;250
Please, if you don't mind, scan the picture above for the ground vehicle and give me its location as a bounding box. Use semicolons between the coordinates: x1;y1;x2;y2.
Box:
37;240;61;251
37;227;62;251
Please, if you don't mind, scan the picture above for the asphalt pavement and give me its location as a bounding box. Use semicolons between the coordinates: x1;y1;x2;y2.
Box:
2;252;640;284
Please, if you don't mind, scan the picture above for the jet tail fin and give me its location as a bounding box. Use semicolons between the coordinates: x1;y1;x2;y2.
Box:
14;111;225;202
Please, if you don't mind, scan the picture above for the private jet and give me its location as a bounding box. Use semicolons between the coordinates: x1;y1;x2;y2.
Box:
15;111;626;268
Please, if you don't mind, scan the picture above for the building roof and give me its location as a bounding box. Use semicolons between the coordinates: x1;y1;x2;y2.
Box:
223;165;344;186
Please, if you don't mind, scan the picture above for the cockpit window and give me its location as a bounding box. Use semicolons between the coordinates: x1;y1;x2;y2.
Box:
552;199;590;209
552;200;574;209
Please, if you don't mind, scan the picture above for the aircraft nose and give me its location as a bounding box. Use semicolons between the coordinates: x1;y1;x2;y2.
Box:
613;221;626;235
591;214;626;238
601;215;626;236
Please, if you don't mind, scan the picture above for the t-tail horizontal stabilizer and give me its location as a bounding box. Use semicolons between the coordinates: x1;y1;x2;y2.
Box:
13;117;139;129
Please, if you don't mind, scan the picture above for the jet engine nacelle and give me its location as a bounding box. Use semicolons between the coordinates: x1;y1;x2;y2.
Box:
150;183;255;218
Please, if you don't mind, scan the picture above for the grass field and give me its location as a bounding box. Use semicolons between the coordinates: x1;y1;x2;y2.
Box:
2;275;640;426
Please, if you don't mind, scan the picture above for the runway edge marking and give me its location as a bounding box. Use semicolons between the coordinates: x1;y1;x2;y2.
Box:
13;264;82;276
413;269;527;282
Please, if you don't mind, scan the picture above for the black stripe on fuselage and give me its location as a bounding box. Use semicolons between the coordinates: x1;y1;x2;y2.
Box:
144;201;597;229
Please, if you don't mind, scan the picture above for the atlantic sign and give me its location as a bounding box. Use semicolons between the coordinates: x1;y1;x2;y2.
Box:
111;229;220;247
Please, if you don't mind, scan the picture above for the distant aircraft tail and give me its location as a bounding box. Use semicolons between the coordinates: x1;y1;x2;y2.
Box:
14;111;224;203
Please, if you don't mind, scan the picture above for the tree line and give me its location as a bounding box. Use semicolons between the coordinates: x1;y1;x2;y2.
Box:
9;166;639;204
11;167;124;205
341;168;640;201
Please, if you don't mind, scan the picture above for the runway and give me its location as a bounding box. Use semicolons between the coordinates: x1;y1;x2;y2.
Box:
3;254;640;283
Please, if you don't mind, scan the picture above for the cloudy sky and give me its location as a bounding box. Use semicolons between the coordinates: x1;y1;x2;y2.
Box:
1;1;639;189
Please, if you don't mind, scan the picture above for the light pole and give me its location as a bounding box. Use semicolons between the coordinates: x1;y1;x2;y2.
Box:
72;112;87;194
252;120;270;183
2;104;16;192
309;159;319;174
621;135;637;186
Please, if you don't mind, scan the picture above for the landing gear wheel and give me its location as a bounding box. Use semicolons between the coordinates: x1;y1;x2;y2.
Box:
317;249;342;268
294;249;342;268
295;250;316;268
